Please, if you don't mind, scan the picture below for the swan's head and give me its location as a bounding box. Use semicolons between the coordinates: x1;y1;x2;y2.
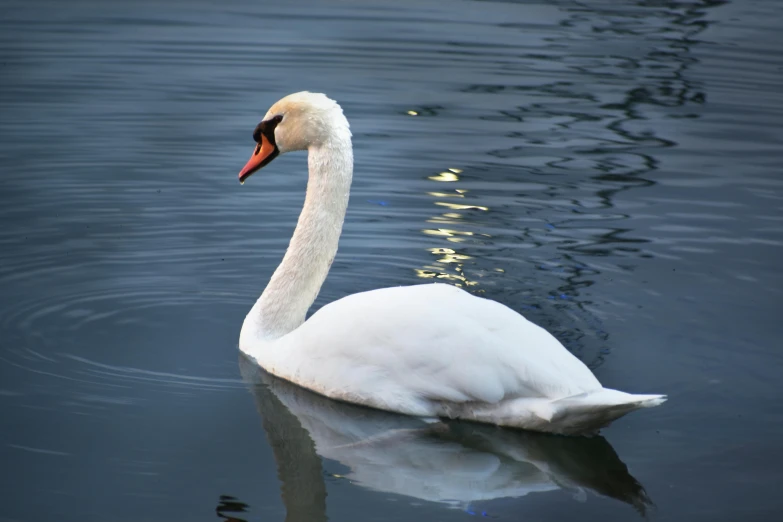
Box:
238;91;350;183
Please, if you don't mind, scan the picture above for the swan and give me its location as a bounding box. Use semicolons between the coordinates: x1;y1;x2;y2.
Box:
236;91;665;435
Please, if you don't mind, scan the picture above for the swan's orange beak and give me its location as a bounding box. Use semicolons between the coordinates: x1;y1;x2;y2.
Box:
239;133;279;183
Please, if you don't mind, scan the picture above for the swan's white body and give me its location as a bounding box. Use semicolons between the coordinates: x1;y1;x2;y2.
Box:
238;92;665;435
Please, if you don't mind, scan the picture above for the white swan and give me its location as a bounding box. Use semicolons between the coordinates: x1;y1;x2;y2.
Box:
237;91;665;435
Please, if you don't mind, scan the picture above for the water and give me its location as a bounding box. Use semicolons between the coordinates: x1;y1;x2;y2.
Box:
1;0;781;520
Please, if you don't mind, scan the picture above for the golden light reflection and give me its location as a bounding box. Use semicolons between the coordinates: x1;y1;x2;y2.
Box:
417;167;486;288
407;110;418;116
434;202;489;211
427;247;472;264
414;267;479;287
421;228;475;237
418;222;481;284
428;171;460;182
427;191;465;198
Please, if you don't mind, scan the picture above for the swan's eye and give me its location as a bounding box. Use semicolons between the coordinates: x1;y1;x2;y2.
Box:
253;115;284;144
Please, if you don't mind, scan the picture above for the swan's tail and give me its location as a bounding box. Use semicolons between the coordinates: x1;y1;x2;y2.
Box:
531;388;667;435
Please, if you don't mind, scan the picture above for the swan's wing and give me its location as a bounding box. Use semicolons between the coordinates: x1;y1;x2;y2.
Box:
265;284;601;414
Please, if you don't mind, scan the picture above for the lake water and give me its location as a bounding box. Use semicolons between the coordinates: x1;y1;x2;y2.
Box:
1;0;782;520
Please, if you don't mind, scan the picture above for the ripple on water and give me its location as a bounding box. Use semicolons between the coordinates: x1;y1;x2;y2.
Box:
0;279;247;397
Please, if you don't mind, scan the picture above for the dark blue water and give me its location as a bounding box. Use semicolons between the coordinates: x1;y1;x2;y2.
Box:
1;0;782;520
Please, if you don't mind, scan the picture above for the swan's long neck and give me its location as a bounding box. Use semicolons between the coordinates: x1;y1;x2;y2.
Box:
243;134;353;342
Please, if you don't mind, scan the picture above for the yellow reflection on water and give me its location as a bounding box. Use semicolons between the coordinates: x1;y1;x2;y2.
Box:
427;191;465;198
428;171;460;182
434;202;488;211
427;247;472;264
417;167;488;288
407;110;418;116
414;267;479;287
421;228;474;237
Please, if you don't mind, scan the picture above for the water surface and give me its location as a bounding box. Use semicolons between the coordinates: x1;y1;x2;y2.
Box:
1;0;782;520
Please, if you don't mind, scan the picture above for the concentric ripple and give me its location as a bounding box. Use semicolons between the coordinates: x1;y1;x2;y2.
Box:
0;279;248;394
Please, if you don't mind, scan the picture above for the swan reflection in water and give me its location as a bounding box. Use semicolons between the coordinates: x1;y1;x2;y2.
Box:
223;355;652;521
